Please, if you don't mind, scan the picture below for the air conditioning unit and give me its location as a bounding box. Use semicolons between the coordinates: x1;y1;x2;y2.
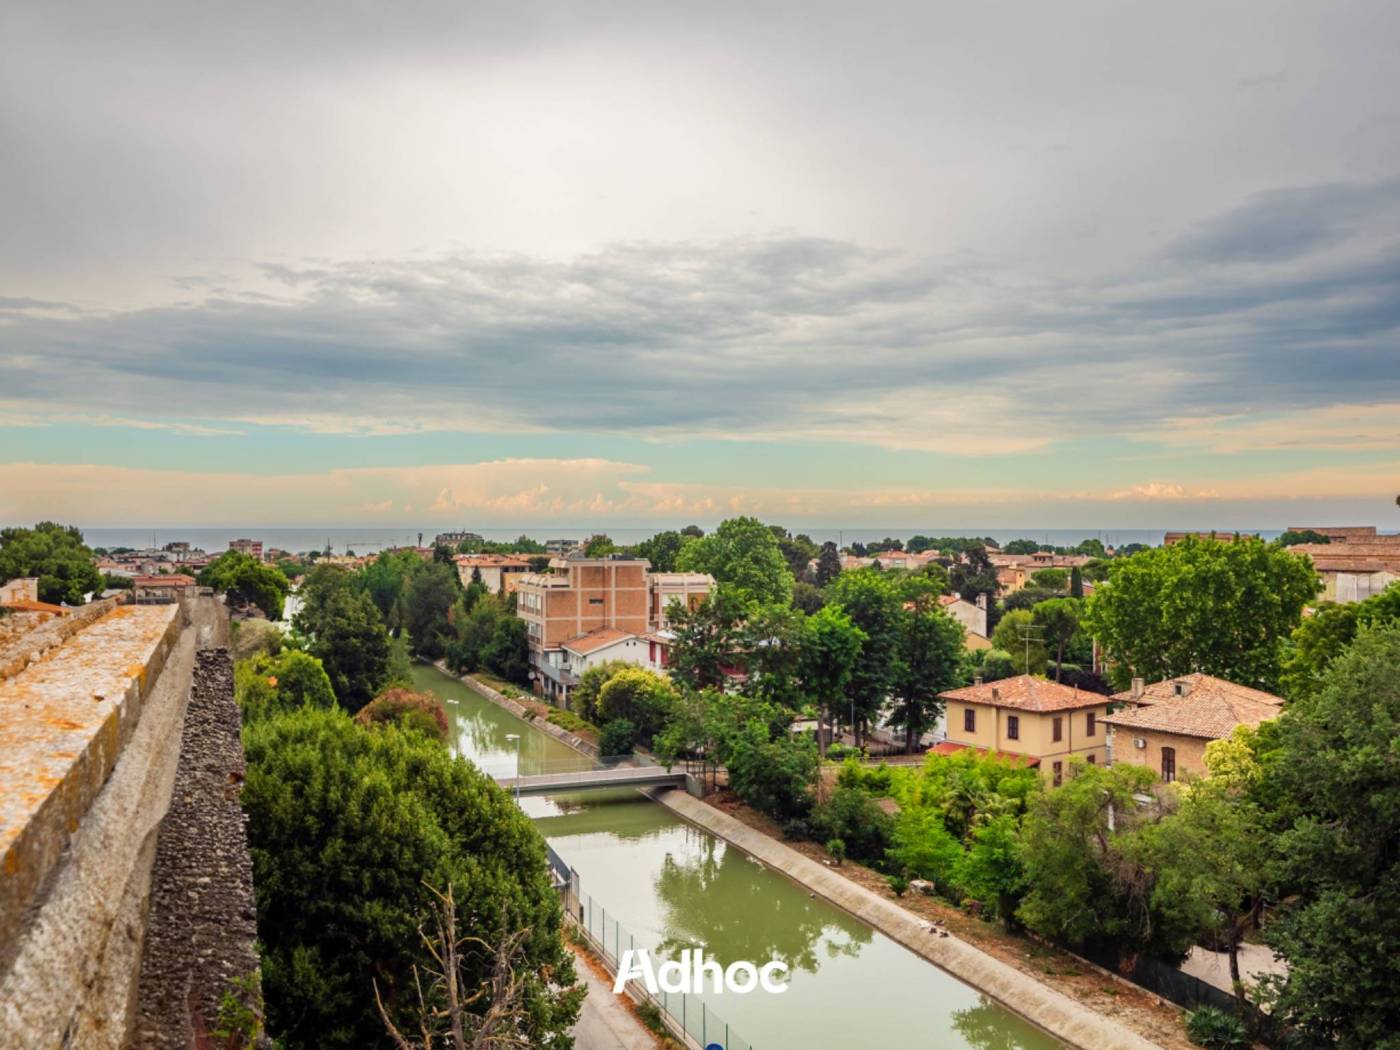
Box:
1133;737;1147;749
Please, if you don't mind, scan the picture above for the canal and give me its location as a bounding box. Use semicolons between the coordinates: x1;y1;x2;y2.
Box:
412;663;1063;1050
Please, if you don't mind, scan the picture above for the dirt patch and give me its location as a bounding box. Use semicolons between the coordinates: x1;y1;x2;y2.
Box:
705;789;1196;1050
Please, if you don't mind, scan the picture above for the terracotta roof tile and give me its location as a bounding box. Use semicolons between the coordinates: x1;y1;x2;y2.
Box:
1111;673;1283;707
939;674;1104;712
1102;690;1280;740
560;627;635;655
928;740;1040;767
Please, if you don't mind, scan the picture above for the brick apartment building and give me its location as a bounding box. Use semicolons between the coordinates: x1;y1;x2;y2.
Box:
515;552;712;702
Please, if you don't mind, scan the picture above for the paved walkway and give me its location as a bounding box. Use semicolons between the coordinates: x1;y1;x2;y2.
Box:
569;945;657;1050
651;788;1166;1050
1183;943;1286;997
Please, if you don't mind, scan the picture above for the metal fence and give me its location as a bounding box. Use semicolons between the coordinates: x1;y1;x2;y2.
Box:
561;872;753;1050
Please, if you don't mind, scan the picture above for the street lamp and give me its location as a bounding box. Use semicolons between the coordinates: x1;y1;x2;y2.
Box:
505;733;521;802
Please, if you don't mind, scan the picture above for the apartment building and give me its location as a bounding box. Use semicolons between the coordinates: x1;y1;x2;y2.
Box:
937;675;1111;784
454;553;533;594
515;553;712;702
228;538;264;560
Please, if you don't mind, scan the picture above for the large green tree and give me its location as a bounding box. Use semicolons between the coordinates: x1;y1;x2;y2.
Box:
1259;625;1400;1047
825;568;902;744
241;707;581;1049
0;522;104;605
798;604;865;760
888;600;964;752
401;561;462;659
676;516;793;607
665;589;748;691
1032;597;1082;682
199;550;291;620
235;649;337;721
632;529;688;572
814;541;842;587
1279;583;1400;701
307;588;392;713
1083;536;1318;691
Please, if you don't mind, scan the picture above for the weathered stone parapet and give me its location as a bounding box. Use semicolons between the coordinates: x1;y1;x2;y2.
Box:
0;602;183;955
0;596;224;1050
0;596;123;682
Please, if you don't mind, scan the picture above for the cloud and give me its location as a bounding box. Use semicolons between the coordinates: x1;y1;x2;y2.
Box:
3;182;1398;462
3;457;1396;528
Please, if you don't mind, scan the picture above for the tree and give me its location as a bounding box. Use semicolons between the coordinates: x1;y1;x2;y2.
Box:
991;610;1048;676
1029;567;1069;592
293;563;354;637
1083;536;1318;692
403;561;462;660
241;708;580;1049
724;719;819;821
358;549;422;622
814;541;842;587
568;660;631;724
1258;625;1400;1047
888;601;964;752
308;589;392;713
376;884;580;1050
664;590;747;691
1017;762;1195;965
1132;779;1268;1006
582;534;617;557
1070;566;1084;599
632;529;687;572
1002;539;1045;555
949;544;998;603
1279;583;1400;701
676;516;793;607
825;569;902;745
235;650;337;722
596;667;679;742
356;688;450;742
791;580;825;614
199;550;291;620
769;525;819;580
798;604;865;761
1033;598;1082;682
1276;529;1330;547
0;522;103;605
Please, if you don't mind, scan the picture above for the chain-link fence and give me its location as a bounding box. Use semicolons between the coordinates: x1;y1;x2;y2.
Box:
562;872;753;1050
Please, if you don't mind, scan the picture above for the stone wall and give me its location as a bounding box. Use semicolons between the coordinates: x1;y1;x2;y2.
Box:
0;595;255;1050
134;648;262;1048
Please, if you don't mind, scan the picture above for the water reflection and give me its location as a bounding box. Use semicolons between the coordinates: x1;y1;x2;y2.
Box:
416;663;1065;1050
654;832;870;973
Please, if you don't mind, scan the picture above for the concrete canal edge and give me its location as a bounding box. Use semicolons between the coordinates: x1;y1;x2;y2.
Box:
649;787;1167;1050
426;663;1165;1050
431;661;601;757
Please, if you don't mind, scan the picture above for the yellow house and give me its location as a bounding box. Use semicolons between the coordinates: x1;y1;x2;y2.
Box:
937;675;1111;785
1102;673;1283;783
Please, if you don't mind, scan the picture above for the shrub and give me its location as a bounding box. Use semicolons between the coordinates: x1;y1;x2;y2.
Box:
354;688;449;742
235;650;336;723
1185;1006;1248;1049
887;874;909;897
725;724;819;821
826;838;847;865
599;718;637;756
781;817;812;841
810;786;894;863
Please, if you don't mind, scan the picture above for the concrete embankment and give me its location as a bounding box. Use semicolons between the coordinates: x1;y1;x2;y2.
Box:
649;787;1165;1050
432;661;601;757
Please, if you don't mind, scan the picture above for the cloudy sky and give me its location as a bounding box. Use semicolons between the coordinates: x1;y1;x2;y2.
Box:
3;0;1398;530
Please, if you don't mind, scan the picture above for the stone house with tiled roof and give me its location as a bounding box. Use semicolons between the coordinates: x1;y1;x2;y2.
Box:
937;675;1111;785
1102;673;1283;782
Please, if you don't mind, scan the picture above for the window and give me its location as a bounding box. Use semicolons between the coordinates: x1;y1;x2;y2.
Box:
1161;746;1176;783
1087;753;1097;765
1006;715;1020;740
1052;761;1063;786
1086;711;1096;737
1052;717;1063;743
588;597;604;606
963;707;976;733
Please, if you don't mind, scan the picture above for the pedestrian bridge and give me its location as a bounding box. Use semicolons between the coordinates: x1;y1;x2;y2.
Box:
494;765;692;797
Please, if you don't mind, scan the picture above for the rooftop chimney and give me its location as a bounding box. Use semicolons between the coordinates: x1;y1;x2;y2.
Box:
1131;676;1145;699
973;676;984;687
991;687;1001;702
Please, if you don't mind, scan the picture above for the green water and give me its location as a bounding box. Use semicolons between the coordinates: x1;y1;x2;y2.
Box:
414;664;1063;1050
